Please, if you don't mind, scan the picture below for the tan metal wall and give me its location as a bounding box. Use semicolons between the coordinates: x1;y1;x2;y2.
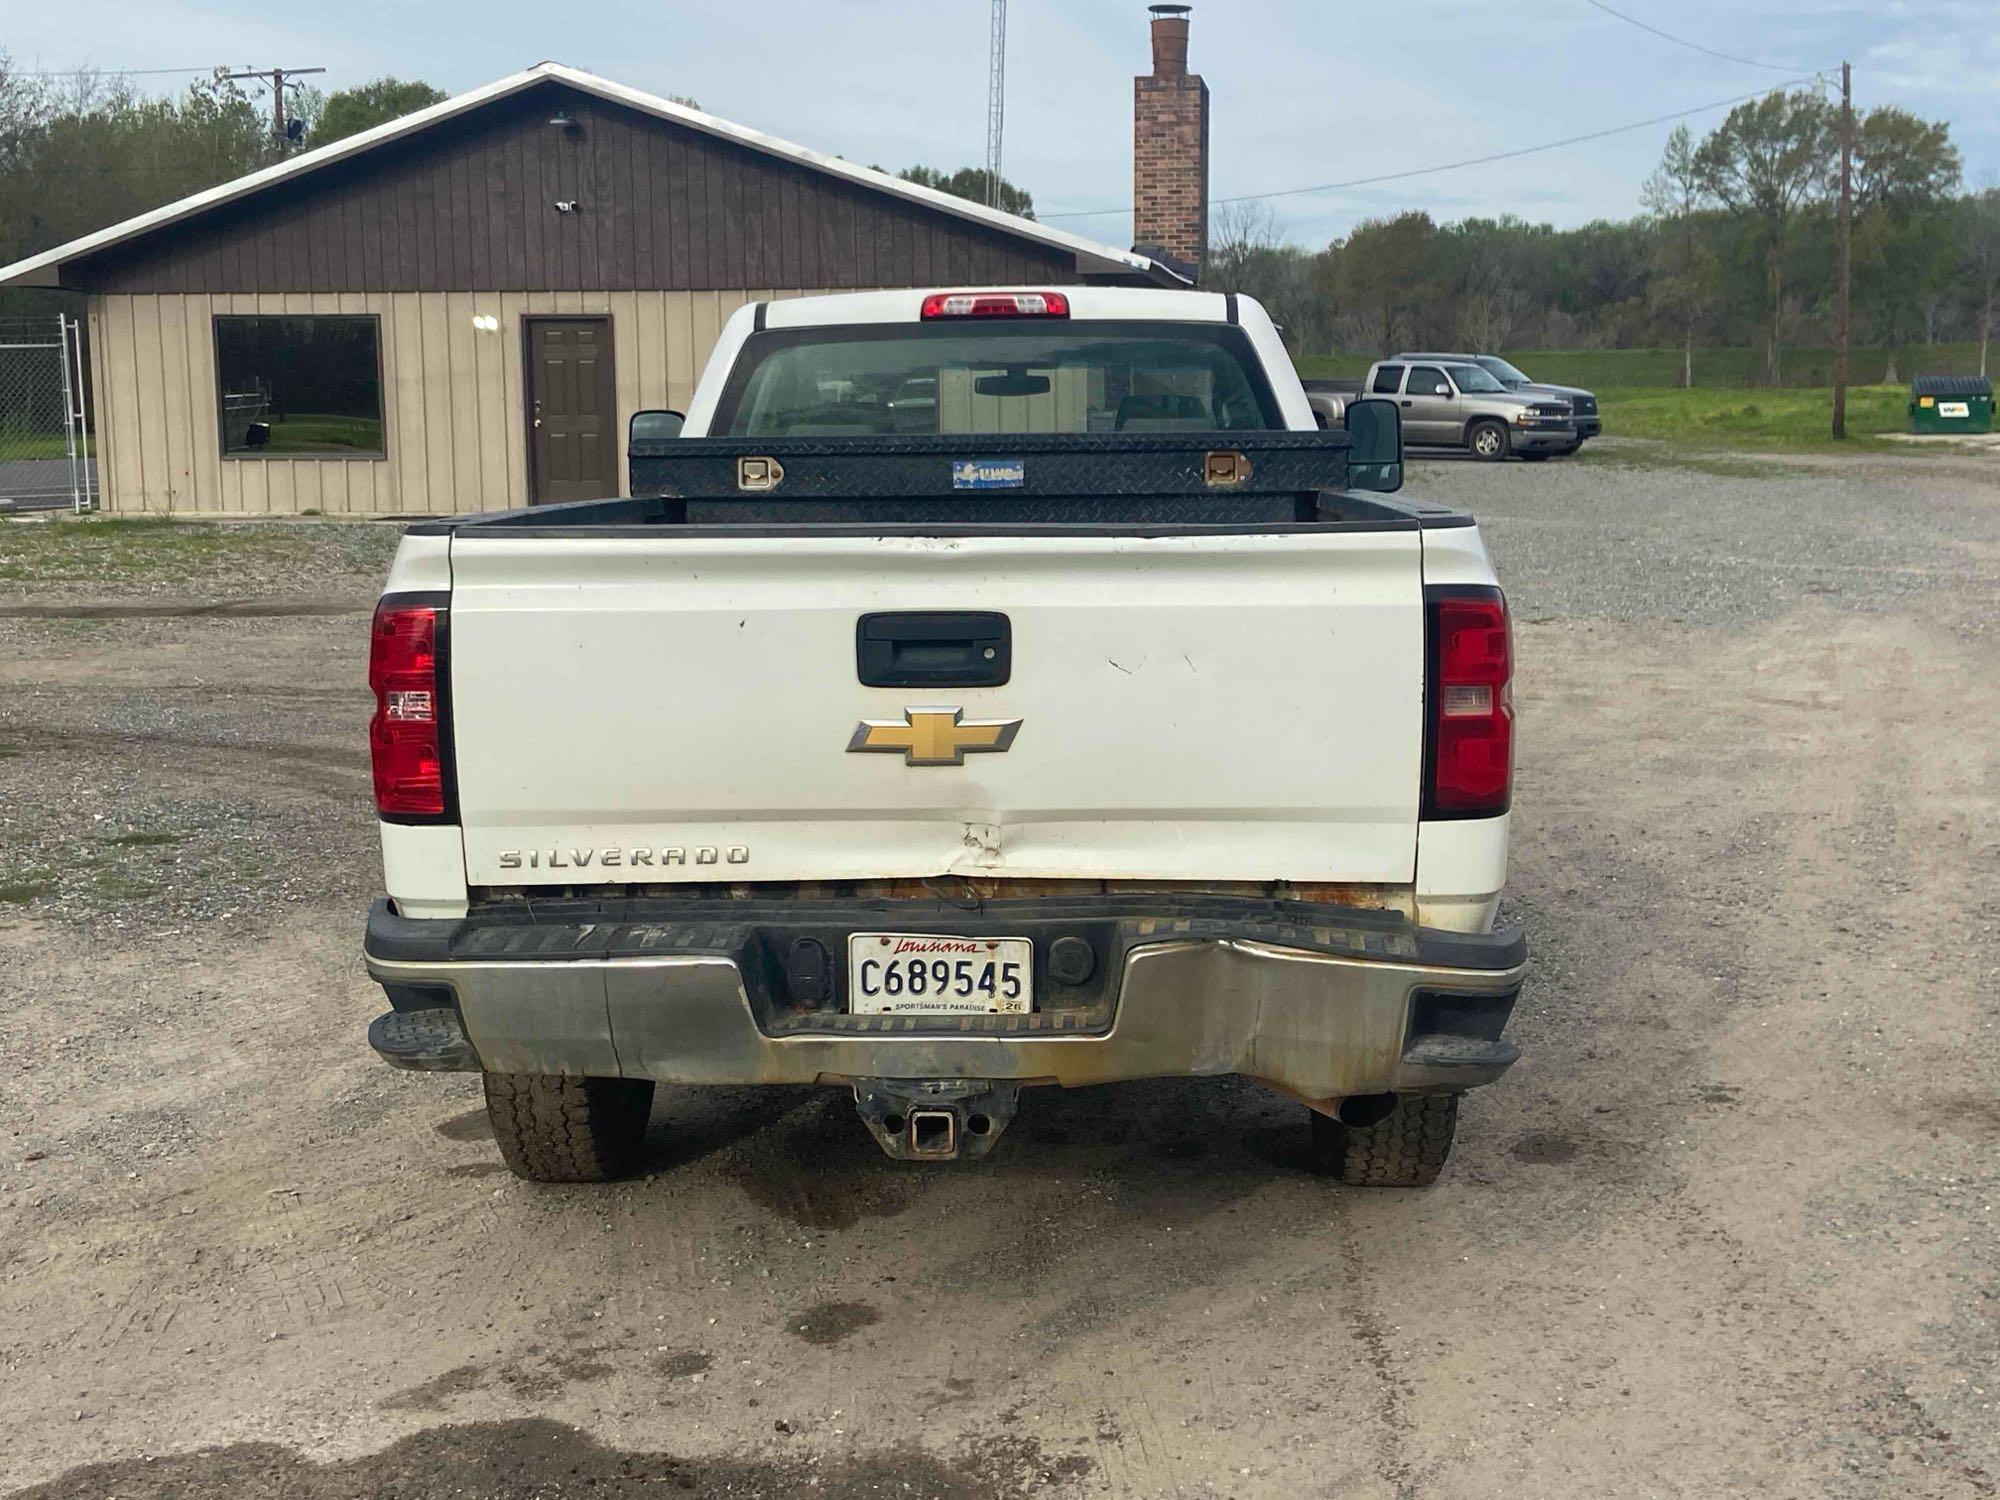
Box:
86;288;829;515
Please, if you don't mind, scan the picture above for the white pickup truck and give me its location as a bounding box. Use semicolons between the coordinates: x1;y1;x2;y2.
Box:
362;287;1524;1187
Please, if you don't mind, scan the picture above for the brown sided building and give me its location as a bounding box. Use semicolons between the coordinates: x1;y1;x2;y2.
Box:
0;63;1186;516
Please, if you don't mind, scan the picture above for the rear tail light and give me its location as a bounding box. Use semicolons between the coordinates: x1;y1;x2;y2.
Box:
1424;587;1513;818
920;290;1070;319
369;596;452;820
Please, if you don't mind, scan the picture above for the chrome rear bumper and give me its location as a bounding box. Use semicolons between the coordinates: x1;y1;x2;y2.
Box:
363;896;1524;1104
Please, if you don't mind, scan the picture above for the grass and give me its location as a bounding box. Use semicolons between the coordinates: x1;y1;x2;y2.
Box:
0;431;73;461
90;871;160;901
1294;341;1987;390
246;413;383;455
0;744;20;759
0;828;187;912
0;514;317;584
1596;384;1911;451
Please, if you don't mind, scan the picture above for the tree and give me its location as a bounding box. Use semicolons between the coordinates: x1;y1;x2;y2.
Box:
1204;202;1336;353
1436;216;1545;353
1960;188;2000;377
1332;212;1439;354
1693;91;1834;383
1844;106;1962;349
0;65;275;314
311;78;448;148
896;165;1033;219
1851;108;1960;215
1643;125;1720;385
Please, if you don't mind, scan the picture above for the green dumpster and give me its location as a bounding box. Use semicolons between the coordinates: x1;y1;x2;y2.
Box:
1908;374;1993;435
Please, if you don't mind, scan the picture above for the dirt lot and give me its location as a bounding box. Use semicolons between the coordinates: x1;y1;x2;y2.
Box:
2;446;1996;1498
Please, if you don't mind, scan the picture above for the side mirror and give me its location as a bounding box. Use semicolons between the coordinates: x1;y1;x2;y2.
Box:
1344;398;1403;494
629;409;685;443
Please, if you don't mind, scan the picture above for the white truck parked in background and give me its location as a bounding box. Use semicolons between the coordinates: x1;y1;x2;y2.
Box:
363;287;1525;1187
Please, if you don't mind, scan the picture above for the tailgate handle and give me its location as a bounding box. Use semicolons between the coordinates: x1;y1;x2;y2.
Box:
857;612;1011;688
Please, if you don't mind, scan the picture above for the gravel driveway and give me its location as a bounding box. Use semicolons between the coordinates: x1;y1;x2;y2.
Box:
1;449;1995;1498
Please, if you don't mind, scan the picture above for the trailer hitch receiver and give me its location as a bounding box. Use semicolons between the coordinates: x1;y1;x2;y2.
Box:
852;1078;1023;1161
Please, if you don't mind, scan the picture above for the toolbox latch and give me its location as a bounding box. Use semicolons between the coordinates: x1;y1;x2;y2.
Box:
736;456;785;491
1204;450;1253;486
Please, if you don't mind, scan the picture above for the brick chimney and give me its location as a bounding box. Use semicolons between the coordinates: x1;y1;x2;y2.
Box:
1133;3;1210;276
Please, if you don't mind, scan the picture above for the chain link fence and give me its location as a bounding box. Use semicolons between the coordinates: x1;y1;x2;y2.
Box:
0;315;95;513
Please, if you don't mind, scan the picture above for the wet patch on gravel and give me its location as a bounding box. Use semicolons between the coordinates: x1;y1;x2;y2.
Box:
720;1092;932;1230
789;1300;881;1347
1509;1131;1578;1165
655;1348;714;1379
377;1362;486;1413
433;1107;494;1142
3;1420;1094;1499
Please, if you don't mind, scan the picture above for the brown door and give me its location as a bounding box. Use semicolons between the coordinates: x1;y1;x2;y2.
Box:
525;317;616;504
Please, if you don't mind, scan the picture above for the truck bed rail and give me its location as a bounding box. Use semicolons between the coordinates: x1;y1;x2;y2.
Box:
415;432;1470;534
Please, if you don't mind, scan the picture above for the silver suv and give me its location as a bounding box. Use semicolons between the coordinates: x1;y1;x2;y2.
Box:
1398;352;1600;452
1364;359;1576;462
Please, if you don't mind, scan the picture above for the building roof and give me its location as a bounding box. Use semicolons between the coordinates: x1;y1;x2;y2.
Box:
0;61;1182;291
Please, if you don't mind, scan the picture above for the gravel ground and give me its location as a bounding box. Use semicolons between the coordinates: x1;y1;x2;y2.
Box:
1433;442;1998;635
0;515;401;603
1;449;1997;1499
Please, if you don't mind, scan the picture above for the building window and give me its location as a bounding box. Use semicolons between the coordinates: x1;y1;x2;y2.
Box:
214;315;385;458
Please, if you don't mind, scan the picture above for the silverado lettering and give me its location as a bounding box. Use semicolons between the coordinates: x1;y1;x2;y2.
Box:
497;846;750;869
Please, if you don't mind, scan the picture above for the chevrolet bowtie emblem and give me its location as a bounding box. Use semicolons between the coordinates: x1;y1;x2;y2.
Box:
847;707;1023;766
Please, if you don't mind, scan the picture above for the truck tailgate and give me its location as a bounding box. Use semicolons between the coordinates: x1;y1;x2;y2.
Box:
446;530;1424;888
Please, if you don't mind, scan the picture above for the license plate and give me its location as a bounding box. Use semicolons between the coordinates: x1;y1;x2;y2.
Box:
847;933;1033;1015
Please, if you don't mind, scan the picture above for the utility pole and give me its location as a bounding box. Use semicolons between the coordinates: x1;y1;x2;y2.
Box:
1832;60;1852;440
225;65;325;151
985;0;1007;207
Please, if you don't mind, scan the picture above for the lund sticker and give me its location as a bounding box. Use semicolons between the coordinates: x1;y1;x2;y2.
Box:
952;458;1026;490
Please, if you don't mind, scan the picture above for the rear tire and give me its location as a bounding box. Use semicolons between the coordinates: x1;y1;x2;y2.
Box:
1468;421;1510;461
483;1071;655;1183
1308;1093;1459;1187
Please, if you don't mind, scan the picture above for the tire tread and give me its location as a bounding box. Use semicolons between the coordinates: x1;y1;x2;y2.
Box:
483;1072;654;1183
1312;1093;1459;1187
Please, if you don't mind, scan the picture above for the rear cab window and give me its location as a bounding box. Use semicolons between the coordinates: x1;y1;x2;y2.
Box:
1371;364;1405;395
712;322;1283;436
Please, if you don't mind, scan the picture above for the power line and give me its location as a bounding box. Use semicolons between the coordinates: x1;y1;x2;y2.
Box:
1580;0;1805;74
223;65;325;149
11;65;224;79
1039;73;1828;219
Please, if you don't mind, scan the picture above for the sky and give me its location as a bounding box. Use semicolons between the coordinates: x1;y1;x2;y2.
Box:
8;0;1998;252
